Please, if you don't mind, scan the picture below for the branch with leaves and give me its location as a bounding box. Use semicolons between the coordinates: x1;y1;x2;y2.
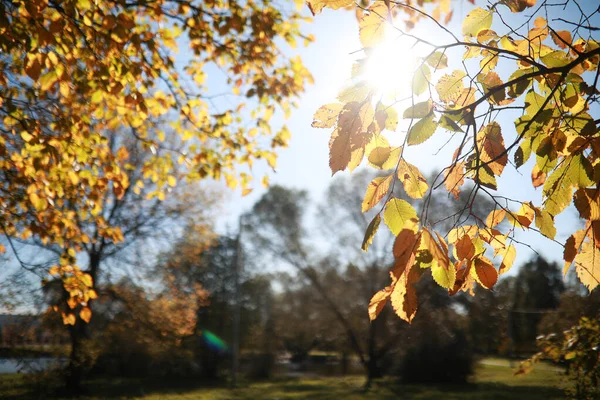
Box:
309;0;600;323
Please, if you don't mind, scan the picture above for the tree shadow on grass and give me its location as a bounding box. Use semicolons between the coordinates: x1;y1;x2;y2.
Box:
383;381;565;400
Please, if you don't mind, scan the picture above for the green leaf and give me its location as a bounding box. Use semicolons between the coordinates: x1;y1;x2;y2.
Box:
426;51;448;69
541;51;570;68
407;113;437;146
462;8;493;37
362;214;381;251
514;139;531;168
412;64;431;96
337;82;370;103
403;101;432;119
383;198;418;235
534;208;556;239
439;115;463;132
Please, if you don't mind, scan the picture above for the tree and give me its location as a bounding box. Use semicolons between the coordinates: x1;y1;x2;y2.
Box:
509;256;564;353
157;233;277;380
245;178;473;386
308;0;600;323
16;135;220;391
0;0;312;328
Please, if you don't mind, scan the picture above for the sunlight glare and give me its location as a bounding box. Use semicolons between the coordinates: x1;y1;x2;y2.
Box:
365;36;419;100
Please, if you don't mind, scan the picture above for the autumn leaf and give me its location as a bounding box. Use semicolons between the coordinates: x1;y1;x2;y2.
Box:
463;8;493;38
486;209;506;228
383;198;418;236
80;307;92;323
312;103;343;128
473;257;498;289
455;235;475;261
477;122;508;176
362;214;381;251
403;101;432;119
498;244;516;274
397;160;429;199
306;0;354;15
574;242;600;291
436;71;466;104
500;0;537;13
534;208;556;239
551;30;572;49
368;146;391;168
445;162;465;199
368;286;392;321
390;259;420;324
362;175;393;213
359;3;389;48
407;113;437;145
563;230;586;276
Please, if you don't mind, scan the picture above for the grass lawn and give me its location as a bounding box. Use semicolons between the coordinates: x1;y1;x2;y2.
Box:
0;359;567;399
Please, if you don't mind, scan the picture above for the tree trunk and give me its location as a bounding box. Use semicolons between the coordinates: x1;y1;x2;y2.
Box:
65;320;87;394
364;319;382;389
64;251;100;393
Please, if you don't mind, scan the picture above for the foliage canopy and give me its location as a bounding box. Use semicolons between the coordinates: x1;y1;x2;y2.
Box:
0;0;312;323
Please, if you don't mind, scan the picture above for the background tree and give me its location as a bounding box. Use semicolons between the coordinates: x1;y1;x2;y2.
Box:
509;256;564;353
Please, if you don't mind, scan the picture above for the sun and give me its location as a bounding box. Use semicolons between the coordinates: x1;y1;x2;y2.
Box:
364;35;419;100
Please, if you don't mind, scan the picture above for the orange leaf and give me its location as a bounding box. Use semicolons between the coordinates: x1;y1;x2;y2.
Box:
473;257;498;289
445;161;465;199
368;286;392;321
80;307;92;323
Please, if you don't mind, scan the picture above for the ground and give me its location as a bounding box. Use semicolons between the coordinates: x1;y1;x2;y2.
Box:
0;359;567;399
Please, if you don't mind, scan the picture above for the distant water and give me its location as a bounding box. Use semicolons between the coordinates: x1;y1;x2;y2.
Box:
0;358;65;374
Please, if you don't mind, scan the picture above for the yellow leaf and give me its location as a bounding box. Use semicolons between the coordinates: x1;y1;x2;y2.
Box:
397;160;428;199
167;175;177;187
574;242;600;291
498;244;516;274
383;198;418;236
312;103;343;128
462;7;493;37
390;259;420;324
486;209;506;228
368;146;391;168
362;175;393;213
509;202;535;228
306;0;353;15
359;3;389;48
29;192;47;211
436;70;466;103
62;313;76;326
